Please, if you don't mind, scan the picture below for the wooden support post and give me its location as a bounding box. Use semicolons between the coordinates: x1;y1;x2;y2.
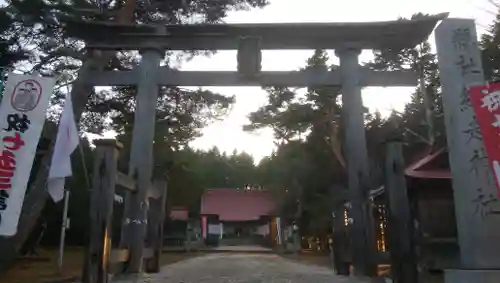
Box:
384;141;418;283
145;180;167;273
185;226;190;252
336;46;377;277
120;48;162;273
82;139;121;283
293;226;300;254
330;185;350;276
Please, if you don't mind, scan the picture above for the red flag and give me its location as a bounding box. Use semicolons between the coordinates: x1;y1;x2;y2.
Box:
469;82;500;196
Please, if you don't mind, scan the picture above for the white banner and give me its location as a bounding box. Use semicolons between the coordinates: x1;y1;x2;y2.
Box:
255;224;269;236
0;74;53;236
208;224;221;235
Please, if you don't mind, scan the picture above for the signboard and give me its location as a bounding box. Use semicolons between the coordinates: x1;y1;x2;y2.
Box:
0;73;53;236
469;82;500;196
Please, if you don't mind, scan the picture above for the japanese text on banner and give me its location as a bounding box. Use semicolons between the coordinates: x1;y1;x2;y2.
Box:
0;74;53;236
469;82;500;196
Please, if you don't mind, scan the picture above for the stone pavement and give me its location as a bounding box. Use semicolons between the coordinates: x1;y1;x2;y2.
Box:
113;253;377;283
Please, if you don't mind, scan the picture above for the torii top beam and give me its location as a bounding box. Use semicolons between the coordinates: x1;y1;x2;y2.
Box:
63;13;448;51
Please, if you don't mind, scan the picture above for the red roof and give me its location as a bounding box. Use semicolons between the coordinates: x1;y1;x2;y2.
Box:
170;206;189;221
200;189;275;221
405;147;451;179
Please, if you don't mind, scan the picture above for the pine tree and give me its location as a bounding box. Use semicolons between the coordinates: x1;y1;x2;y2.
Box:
246;49;345;239
0;0;269;273
0;8;30;86
481;10;500;82
367;33;445;158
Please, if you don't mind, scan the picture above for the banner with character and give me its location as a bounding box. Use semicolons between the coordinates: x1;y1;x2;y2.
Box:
0;73;53;236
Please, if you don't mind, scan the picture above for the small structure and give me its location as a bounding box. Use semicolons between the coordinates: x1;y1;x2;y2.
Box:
164;206;190;247
371;147;458;270
200;188;276;247
405;148;458;270
170;206;189;221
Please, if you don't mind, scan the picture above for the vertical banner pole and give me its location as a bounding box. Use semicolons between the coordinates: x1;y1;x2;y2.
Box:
58;189;70;272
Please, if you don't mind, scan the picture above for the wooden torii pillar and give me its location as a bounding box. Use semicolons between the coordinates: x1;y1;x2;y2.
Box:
63;13;446;277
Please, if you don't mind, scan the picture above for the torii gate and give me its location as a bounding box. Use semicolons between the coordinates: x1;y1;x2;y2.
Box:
62;13;452;278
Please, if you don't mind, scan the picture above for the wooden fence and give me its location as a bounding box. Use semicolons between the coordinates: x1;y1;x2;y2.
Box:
82;139;167;283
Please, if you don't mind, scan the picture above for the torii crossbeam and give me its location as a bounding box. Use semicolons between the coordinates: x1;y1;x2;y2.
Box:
63;14;447;87
85;68;416;87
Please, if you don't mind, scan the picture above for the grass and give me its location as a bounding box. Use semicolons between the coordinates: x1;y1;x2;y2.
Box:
0;247;204;283
0;247;84;283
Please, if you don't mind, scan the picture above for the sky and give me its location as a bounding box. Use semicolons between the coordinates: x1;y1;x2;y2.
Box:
179;0;495;162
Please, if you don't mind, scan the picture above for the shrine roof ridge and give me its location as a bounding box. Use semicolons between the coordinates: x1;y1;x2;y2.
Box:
63;13;449;51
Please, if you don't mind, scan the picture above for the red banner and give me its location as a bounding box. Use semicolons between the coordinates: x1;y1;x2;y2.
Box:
469;82;500;194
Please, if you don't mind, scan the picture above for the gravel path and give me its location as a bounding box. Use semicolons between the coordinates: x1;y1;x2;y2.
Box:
114;253;377;283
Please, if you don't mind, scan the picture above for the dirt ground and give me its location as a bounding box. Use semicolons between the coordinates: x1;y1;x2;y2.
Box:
0;248;444;283
281;252;444;283
0;248;204;283
0;247;84;283
114;253;371;283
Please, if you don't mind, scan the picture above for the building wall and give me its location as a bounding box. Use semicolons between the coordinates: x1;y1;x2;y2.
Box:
221;221;268;237
201;215;280;246
411;178;457;239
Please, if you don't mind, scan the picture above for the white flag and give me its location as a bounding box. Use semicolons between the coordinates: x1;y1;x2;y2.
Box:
48;92;79;202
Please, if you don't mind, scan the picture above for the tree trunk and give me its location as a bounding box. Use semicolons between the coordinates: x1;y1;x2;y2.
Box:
0;0;138;272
